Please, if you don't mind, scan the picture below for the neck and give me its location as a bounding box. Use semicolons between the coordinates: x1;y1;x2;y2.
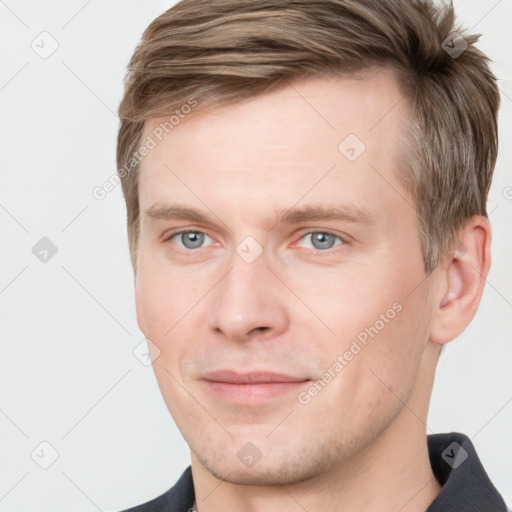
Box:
191;342;442;512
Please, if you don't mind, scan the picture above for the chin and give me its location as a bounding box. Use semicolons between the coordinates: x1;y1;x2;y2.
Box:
193;438;340;486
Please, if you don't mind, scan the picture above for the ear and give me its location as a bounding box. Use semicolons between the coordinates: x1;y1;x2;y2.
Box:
429;215;491;345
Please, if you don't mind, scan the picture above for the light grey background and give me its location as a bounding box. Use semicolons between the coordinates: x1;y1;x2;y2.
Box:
0;1;510;510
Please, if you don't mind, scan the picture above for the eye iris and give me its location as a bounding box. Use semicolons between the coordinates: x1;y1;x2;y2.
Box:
182;232;204;249
312;232;335;250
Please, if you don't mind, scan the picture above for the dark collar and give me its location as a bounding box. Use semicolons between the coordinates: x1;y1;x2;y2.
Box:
426;432;507;511
121;432;507;511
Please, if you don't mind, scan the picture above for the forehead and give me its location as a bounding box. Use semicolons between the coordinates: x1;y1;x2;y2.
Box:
142;66;407;142
137;67;412;224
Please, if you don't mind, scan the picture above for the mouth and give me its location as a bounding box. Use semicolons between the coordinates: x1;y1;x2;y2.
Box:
200;370;312;404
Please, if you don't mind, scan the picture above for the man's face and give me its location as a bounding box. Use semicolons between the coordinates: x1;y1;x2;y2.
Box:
135;69;436;484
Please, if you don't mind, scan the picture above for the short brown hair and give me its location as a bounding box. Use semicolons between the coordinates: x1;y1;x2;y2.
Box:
116;0;500;274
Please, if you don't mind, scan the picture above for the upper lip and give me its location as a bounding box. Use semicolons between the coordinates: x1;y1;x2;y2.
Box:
201;370;310;384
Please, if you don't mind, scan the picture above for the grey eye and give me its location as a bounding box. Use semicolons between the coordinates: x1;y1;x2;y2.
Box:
300;232;343;251
173;231;210;250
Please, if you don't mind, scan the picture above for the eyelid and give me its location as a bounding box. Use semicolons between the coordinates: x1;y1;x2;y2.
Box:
163;227;211;241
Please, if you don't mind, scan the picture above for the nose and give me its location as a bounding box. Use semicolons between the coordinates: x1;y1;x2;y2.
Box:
206;247;289;342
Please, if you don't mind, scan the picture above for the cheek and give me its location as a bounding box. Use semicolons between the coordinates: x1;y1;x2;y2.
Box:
316;269;430;407
359;294;431;406
289;268;401;347
135;262;191;338
135;264;206;385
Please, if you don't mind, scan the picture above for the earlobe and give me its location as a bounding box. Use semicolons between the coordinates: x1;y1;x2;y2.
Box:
430;216;491;345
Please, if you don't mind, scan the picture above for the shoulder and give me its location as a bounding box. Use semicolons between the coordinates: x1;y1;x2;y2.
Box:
119;466;195;512
427;432;508;511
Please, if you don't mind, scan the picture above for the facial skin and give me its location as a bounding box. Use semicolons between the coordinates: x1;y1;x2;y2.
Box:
134;68;491;511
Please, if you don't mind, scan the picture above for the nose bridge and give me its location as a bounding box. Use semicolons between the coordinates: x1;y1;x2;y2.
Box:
206;238;288;340
227;239;268;298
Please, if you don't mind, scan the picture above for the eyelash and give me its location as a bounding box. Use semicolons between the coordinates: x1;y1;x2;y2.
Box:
164;229;348;256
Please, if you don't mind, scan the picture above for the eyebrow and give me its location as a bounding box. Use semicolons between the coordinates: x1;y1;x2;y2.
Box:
143;203;377;228
274;204;377;226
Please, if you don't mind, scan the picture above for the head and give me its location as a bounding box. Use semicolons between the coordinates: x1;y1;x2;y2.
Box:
117;0;499;485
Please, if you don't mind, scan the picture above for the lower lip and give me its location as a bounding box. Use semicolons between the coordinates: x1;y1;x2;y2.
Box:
203;380;311;404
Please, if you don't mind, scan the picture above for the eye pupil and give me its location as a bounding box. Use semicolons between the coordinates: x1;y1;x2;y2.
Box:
311;232;336;250
182;231;204;249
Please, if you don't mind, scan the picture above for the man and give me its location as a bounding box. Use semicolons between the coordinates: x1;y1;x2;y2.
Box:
116;0;507;510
